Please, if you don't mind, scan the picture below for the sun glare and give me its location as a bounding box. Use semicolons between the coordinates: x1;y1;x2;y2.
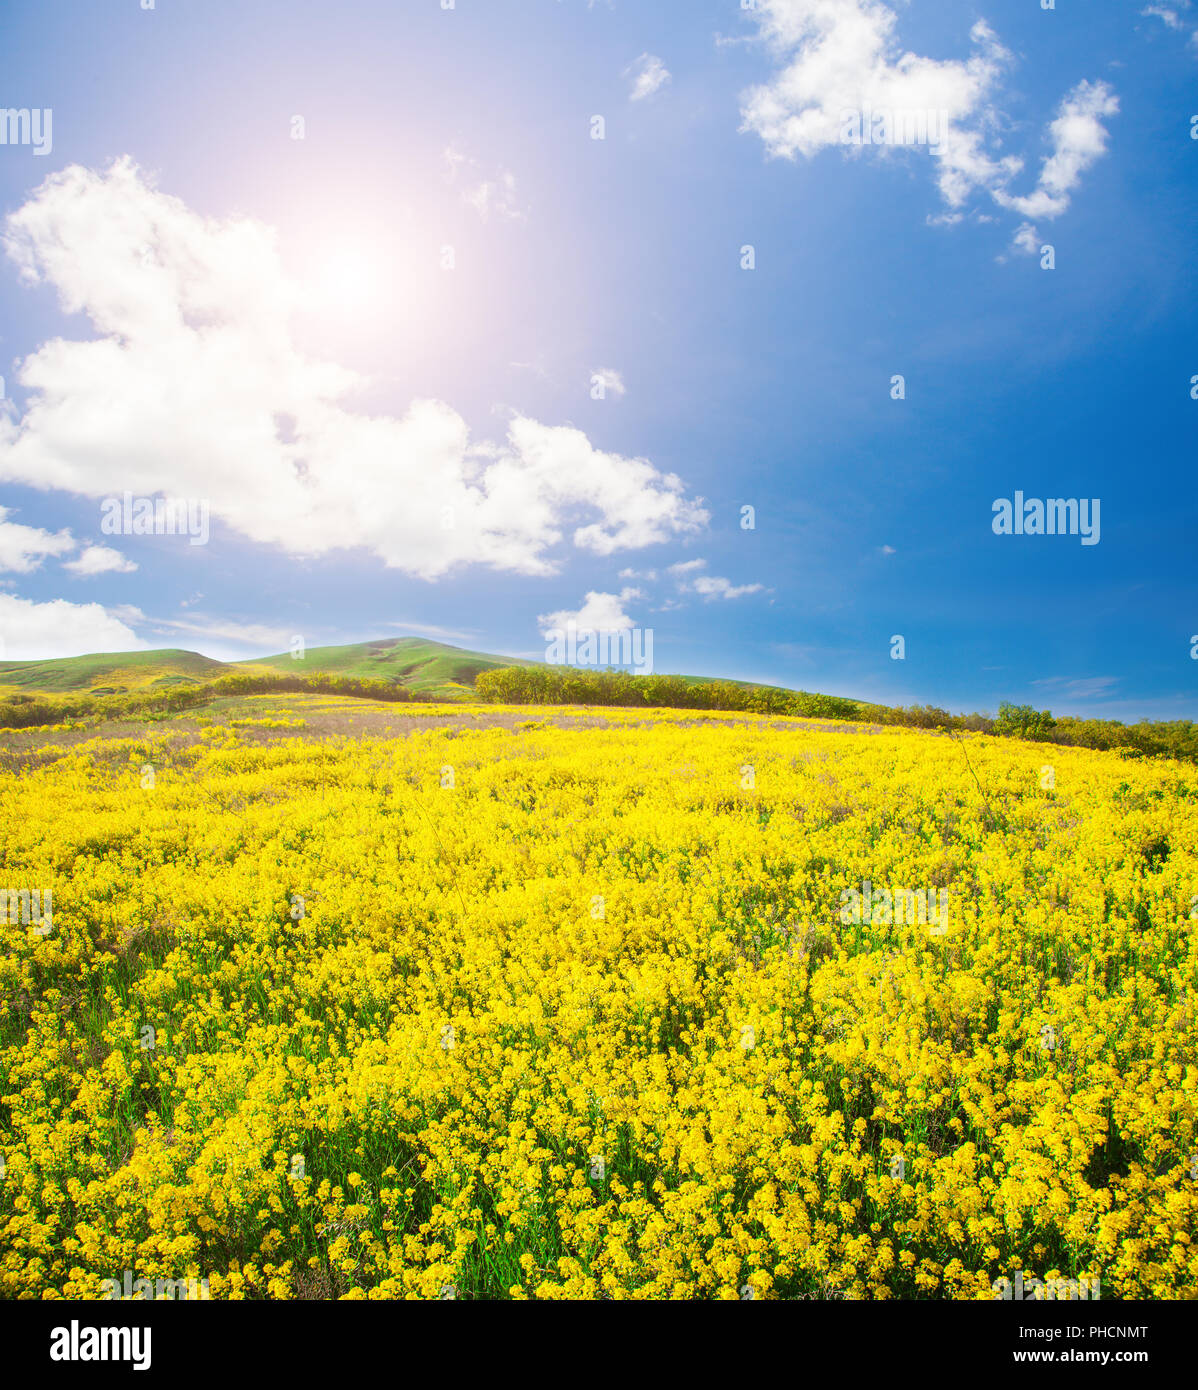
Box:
308;245;383;315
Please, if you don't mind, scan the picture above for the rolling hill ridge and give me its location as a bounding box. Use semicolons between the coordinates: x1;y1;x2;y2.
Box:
0;637;540;701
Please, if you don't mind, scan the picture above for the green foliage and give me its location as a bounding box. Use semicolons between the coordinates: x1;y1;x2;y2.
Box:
0;647;228;692
475;669;1198;764
1;644;1194;766
993;702;1057;740
474;666;862;720
245;636;533;695
0;671;416;729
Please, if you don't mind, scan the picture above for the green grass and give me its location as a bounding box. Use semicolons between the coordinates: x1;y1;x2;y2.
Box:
0;637;799;705
0;648;230;693
244;636;538;698
0;638;539;702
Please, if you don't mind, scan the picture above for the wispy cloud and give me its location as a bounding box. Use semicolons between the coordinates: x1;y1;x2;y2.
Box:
382;620;478;643
1031;675;1120;700
1141;2;1198;49
626;53;671;102
150;613;298;652
668;558;764;601
444;143;526;222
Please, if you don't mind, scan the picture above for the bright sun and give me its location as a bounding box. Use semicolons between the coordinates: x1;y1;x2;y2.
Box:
309;246;382;314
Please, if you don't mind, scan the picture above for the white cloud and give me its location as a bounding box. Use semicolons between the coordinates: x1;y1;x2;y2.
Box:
0;505;75;573
0;161;707;581
63;543;137;576
739;1;1117;230
382;620;478;642
668;557;763;601
538;588;639;634
1011;221;1041;256
691;575;765;601
0;592;145;660
994;81;1120;221
463;170;525;223
1142;5;1184;30
627;53;671;102
591;366;626;397
1141;3;1198;50
445;144;526;222
1031;675;1119;700
149;613;297;651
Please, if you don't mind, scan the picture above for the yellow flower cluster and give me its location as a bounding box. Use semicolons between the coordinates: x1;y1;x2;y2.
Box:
1;703;1195;1299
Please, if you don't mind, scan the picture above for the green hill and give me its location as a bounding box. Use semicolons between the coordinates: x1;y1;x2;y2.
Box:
0;637;539;701
0;636;788;703
0;648;230;694
245;636;537;696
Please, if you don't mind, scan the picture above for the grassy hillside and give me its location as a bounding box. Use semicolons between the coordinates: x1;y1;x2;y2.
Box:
0;647;230;694
0;636;786;702
245;636;537;697
0;637;539;702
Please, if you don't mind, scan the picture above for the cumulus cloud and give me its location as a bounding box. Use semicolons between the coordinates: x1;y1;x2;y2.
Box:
0;592;144;660
0;161;707;581
739;1;1117;229
0;505;75;573
63;543;137;576
668;558;763;601
627;53;671;102
994;81;1120;221
538;588;640;634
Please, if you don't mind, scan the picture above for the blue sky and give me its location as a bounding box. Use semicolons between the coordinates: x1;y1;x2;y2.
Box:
0;0;1194;720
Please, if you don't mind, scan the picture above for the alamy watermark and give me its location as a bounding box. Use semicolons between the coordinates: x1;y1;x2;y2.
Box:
840;104;948;147
993;1272;1100;1301
544;623;655;676
0;888;52;936
100;492;210;546
50;1323;150;1371
839;880;950;935
992;493;1100;545
101;1270;210;1301
0;108;53;156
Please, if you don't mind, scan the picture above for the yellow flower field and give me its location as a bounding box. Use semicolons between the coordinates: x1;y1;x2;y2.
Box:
1;702;1195;1299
